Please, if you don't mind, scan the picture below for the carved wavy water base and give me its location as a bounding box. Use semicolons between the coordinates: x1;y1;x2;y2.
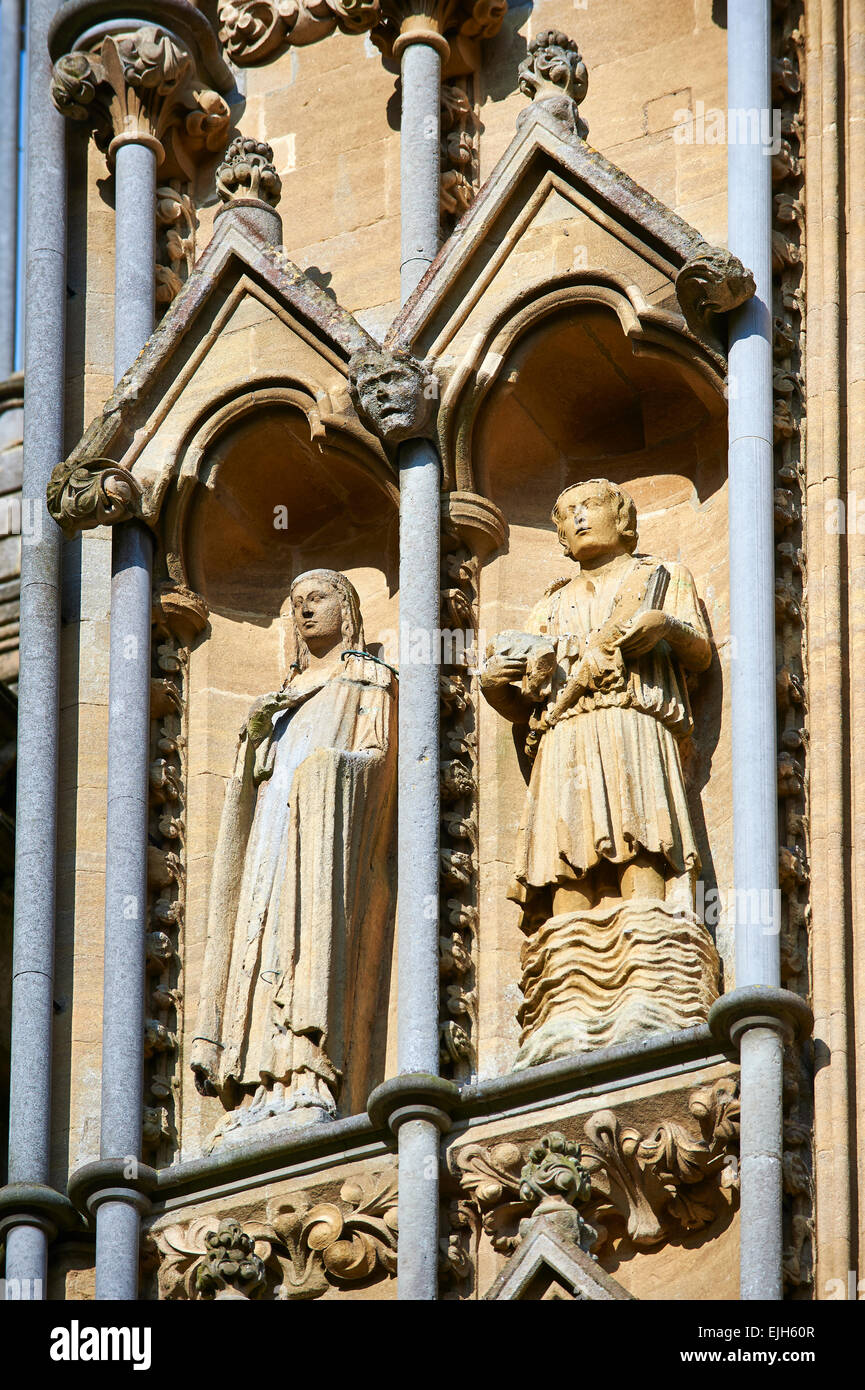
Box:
515;899;719;1068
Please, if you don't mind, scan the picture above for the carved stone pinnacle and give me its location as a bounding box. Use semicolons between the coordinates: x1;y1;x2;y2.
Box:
517;30;589;139
216;135;283;208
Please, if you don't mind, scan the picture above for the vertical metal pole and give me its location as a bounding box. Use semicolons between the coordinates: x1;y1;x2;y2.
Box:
0;0;22;377
4;0;67;1299
396;35;442;1301
94;137;156;1301
727;0;783;1301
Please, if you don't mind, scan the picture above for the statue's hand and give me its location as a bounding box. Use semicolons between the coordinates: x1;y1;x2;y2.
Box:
617;610;671;657
480;653;528;690
245;691;285;744
191;1041;221;1097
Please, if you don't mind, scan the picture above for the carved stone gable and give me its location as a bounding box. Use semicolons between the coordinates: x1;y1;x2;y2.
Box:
388;101;754;365
483;1214;634;1302
48;203;393;542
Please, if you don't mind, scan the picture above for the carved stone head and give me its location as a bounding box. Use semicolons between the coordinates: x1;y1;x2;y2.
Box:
289;569;366;669
552;479;638;562
348;347;437;447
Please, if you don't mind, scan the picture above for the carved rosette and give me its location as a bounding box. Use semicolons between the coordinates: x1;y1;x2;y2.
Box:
448;1080;741;1289
516;29;589;138
147;1172;398;1299
770;5;811;1295
51;27;230;179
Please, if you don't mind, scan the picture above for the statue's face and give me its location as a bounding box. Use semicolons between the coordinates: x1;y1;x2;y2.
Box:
555;485;623;561
354;360;427;444
291;578;343;650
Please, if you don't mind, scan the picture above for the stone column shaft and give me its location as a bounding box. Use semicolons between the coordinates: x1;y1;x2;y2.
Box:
396;32;443;1302
0;0;22;377
399;39;442;302
726;0;782;1302
3;0;68;1298
94;135;156;1303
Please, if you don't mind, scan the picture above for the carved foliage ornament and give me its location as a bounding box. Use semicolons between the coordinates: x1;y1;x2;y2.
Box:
216;0;506;73
46;456;142;537
51;27;230;178
194;1220;268;1299
452;1080;740;1259
216;135;283;207
148;1172;398;1299
517;29;589;138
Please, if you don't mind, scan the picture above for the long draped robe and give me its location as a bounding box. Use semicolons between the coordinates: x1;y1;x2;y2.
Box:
510;553;711;912
191;654;396;1119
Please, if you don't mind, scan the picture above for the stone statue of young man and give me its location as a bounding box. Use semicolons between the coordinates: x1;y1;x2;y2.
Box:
480;479;719;1067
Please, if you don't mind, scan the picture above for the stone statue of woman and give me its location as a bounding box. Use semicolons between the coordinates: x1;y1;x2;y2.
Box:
191;570;397;1147
480;479;719;1067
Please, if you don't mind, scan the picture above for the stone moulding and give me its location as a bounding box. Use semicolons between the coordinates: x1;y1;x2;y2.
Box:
93;1026;727;1220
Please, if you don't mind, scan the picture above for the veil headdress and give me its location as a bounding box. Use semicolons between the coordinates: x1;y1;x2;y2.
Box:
289;569;366;674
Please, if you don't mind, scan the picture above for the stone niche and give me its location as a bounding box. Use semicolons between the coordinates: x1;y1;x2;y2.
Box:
390;97;737;1082
176;396;400;1155
470;303;730;1077
49;211;403;1162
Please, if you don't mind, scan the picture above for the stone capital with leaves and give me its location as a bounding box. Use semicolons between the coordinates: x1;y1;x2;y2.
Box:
51;25;230;178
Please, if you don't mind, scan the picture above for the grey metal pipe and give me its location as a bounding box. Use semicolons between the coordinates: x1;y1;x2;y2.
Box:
726;0;781;1300
399;39;442;302
94;137;156;1301
3;0;68;1299
395;36;443;1301
0;0;22;377
396;435;441;1081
